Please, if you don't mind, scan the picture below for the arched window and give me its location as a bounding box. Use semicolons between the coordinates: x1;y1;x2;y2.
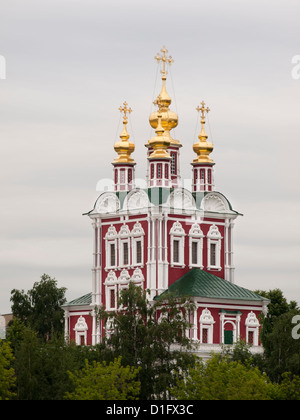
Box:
74;316;88;346
199;308;215;344
104;271;118;310
245;311;260;346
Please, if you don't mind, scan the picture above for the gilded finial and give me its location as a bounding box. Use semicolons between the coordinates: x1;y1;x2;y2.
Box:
193;101;214;164
149;46;180;146
113;101;135;164
154;46;174;80
119;101;132;124
196;101;210;121
196;101;210;142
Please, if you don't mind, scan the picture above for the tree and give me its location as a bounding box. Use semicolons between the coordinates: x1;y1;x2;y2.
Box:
256;288;298;349
65;357;141;400
170;353;276;400
263;310;300;382
255;289;300;382
0;340;16;400
10;274;67;341
96;282;197;399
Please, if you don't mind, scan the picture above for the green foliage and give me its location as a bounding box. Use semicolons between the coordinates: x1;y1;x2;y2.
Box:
13;327;81;400
277;372;300;400
7;281;300;400
65;357;140;400
170;353;276;400
95;282;197;399
10;274;67;342
0;340;16;400
255;289;300;382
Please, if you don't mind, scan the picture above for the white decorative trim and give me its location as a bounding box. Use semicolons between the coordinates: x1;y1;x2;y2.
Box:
199;308;215;344
167;188;196;211
104;225;118;240
131;221;145;237
207;224;222;271
170;221;186;267
188;223;204;268
245;311;260;346
74;316;88;345
96;193;120;214
220;311;241;344
131;267;145;284
201;193;229;213
124;189;150;211
170;221;186;236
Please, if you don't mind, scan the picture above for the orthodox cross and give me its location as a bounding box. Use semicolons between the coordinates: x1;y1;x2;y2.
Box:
196;101;210;121
154;46;174;77
119;101;132;123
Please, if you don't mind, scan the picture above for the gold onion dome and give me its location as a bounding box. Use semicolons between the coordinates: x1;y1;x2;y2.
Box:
148;46;181;146
113;101;135;164
148;113;171;160
193;101;214;164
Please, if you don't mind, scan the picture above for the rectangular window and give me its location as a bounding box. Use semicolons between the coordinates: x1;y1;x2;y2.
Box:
173;240;180;263
157;163;162;179
120;169;125;184
202;328;208;344
136;240;142;264
123;242;129;265
192;242;198;265
248;331;254;345
207;169;211;185
194;169;198;184
171;152;176;174
151;164;154;179
128;169;132;184
110;289;116;309
165;163;169;179
200;169;205;183
210;243;216;266
110;243;116;266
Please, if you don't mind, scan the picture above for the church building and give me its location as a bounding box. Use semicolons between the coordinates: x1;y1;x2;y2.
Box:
62;47;269;358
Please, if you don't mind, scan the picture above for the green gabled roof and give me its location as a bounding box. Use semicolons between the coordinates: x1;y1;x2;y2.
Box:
155;269;265;302
65;293;92;307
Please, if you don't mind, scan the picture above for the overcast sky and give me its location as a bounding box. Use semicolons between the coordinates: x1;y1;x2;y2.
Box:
0;0;300;314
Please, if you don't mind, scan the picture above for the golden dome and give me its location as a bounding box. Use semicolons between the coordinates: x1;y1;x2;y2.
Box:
148;46;181;147
148;113;171;160
112;102;135;165
193;102;214;164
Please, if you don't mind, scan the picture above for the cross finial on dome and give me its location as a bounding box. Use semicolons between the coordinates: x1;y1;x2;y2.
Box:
119;101;132;123
154;46;174;79
196;101;210;121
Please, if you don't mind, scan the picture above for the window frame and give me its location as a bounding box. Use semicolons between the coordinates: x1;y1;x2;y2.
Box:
170;221;186;267
188;223;204;269
207;224;222;271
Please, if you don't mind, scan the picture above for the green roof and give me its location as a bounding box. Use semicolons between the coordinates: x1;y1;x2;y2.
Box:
155;269;265;302
65;293;92;307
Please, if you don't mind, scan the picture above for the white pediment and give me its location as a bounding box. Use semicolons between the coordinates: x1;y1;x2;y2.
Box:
167;188;196;211
201;193;229;213
124;189;150;211
95;193;120;214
